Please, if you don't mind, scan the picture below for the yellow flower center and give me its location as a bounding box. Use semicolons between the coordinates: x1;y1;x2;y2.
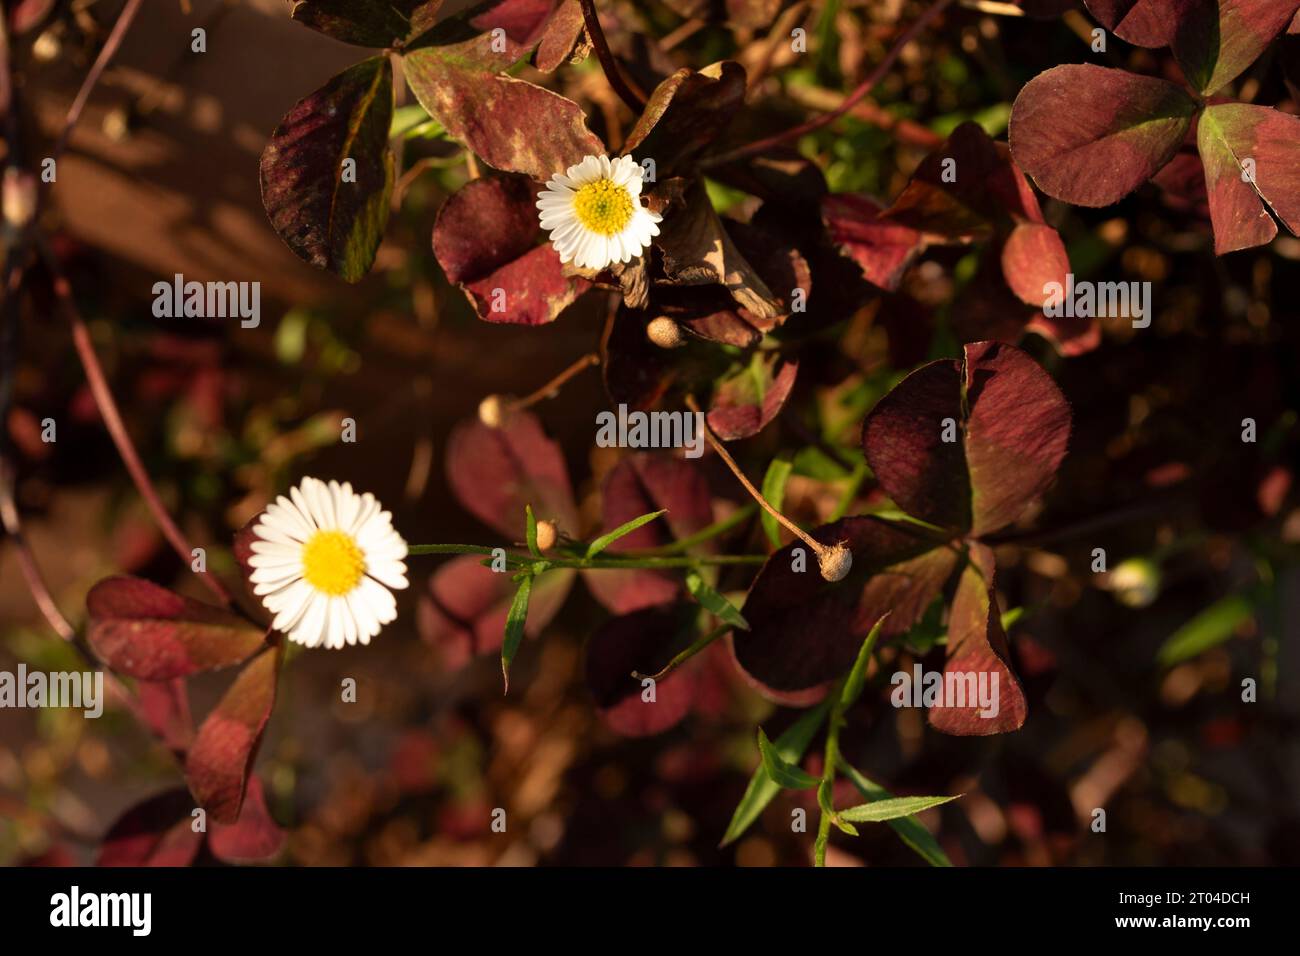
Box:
572;179;635;236
301;530;366;596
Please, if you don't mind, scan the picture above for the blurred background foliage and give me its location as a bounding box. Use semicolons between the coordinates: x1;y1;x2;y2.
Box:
1;0;1298;866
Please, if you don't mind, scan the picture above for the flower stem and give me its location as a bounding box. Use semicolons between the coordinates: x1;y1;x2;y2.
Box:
507;352;600;413
578;0;646;112
685;395;835;564
701;0;955;169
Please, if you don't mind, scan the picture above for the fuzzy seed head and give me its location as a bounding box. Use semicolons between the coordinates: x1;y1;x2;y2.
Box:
647;317;685;349
818;543;853;582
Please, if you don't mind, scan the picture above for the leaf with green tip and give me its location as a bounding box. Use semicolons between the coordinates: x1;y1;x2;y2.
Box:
586;509;667;558
500;574;533;692
720;700;831;846
838;793;961;823
1173;0;1300;95
757;727;821;789
838;760;952;866
260;56;395;282
760;455;793;548
1009;64;1197;207
685;571;748;630
1157;593;1253;666
1197;103;1300;254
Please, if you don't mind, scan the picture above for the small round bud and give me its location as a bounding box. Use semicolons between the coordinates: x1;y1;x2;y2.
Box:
535;520;558;552
817;543;853;582
647;317;685;349
478;394;505;428
1108;557;1160;608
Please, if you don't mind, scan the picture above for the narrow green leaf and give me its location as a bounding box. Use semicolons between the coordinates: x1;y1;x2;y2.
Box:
757;727;821;790
500;574;534;693
721;700;832;847
1157;594;1253;667
838;793;960;823
525;505;540;558
685;571;749;630
760;455;793;548
840;614;888;710
838;759;952;866
585;510;667;558
818;779;858;836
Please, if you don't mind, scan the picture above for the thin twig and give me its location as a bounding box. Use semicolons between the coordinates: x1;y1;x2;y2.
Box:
50;0;145;163
507;352;600;412
0;462;77;641
701;0;955;169
578;0;646;112
38;238;232;605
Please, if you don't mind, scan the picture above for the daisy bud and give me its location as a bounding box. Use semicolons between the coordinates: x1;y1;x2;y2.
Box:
817;543;853;582
535;520;558;552
647;317;685;349
478;394;505;429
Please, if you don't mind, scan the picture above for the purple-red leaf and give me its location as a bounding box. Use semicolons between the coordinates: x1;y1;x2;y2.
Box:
1197;103;1300;253
185;646;281;825
290;0;442;48
962;341;1072;536
1009;64;1197;207
445;409;579;539
135;679;194;754
928;544;1027;735
1001;221;1071;308
207;777;287;863
86;576;267;680
821;193;927;292
432;175;590;325
861;360;972;531
733;518;955;703
1173;0;1300;94
862;342;1071;535
534;0;586;71
403;38;604;181
419;556;574;668
97;789;204;867
260;56;394;282
585;604;698;736
1084;0;1178;47
707;353;798;441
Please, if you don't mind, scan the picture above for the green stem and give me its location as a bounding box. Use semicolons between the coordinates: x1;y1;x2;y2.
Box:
631;623;730;682
407;542;766;571
620;503;758;557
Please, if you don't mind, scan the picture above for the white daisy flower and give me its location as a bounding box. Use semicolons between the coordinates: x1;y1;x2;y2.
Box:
248;477;408;649
536;154;662;271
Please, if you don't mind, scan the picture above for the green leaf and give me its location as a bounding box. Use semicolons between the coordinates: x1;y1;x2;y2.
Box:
818;778;858;836
838;793;960;823
721;700;832;847
586;510;667;558
1157;594;1254;667
525;505;540;558
685;571;748;630
840;614;888;710
500;574;534;693
757;727;821;790
760;455;794;549
837;760;952;866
